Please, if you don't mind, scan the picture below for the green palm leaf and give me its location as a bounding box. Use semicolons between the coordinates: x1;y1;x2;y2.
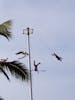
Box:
0;60;29;81
0;20;12;40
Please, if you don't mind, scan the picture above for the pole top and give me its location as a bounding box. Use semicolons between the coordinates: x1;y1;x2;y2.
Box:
23;27;33;35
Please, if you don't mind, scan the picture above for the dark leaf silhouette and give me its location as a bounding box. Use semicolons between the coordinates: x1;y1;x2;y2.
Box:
0;60;29;81
0;67;10;80
0;97;4;100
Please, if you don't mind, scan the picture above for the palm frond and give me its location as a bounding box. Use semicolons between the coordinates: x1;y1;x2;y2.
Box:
2;20;12;28
0;20;12;40
0;60;29;81
0;67;10;81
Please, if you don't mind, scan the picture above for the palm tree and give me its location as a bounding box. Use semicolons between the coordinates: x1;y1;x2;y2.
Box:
0;20;29;100
0;20;29;81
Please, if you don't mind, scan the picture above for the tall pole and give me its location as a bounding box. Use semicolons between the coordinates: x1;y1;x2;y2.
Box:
23;27;33;100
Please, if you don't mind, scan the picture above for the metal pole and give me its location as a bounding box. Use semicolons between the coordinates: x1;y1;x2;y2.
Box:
27;28;33;100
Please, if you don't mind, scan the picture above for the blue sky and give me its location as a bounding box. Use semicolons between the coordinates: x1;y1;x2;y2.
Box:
0;0;75;100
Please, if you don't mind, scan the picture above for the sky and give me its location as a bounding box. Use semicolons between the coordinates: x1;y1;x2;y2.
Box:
0;0;75;100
